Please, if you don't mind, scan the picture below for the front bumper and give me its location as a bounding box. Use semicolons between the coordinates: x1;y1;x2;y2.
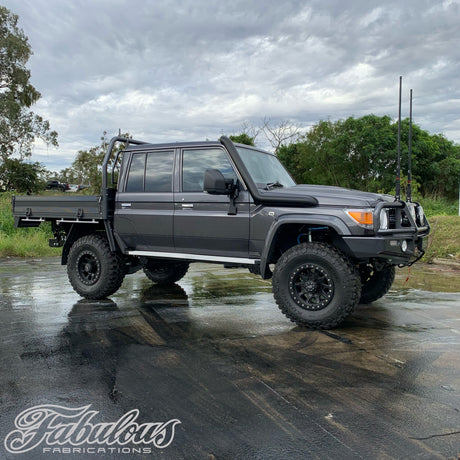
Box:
341;231;429;266
340;200;430;266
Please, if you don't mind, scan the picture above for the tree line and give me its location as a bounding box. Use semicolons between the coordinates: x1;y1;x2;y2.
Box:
276;115;460;200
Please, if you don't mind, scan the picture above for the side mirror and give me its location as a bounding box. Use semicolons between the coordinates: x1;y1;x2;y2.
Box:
203;169;234;195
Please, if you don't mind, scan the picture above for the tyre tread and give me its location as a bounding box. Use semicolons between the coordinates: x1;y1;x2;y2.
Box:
273;243;361;329
67;233;124;299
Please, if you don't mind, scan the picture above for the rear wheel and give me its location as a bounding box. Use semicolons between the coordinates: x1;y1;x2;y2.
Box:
143;260;189;285
272;243;361;329
359;265;395;304
67;234;124;299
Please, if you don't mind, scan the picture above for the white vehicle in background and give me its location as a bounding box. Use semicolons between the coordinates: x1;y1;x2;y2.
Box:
67;184;89;192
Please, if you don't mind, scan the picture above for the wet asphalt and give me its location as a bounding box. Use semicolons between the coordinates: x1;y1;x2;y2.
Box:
0;258;459;460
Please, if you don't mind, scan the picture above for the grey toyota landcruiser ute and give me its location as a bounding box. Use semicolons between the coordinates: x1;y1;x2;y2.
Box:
13;136;430;329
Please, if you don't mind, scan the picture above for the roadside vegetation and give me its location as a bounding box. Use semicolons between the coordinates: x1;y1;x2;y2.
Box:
424;215;460;261
0;192;60;257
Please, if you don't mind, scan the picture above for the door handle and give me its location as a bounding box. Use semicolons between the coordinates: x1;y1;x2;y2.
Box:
121;203;132;208
181;204;194;208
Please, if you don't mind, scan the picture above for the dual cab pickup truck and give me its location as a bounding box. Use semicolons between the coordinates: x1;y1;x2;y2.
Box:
12;136;430;329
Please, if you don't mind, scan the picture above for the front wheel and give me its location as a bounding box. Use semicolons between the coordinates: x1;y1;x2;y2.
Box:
272;243;361;329
67;233;125;299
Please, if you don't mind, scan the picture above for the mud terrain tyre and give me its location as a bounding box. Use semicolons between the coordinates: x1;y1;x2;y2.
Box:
272;243;361;329
143;260;189;285
359;265;395;304
67;233;125;299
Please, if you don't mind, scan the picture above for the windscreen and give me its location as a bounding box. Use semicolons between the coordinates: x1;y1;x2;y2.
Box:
236;146;296;189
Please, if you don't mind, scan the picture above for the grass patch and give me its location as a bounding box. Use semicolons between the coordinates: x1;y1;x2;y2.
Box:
0;232;61;257
0;192;60;258
418;196;459;217
424;215;460;261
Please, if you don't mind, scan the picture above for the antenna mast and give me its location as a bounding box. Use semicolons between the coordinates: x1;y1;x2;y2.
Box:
407;89;413;202
395;76;402;201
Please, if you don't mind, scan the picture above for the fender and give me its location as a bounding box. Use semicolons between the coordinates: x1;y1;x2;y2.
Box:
259;214;351;279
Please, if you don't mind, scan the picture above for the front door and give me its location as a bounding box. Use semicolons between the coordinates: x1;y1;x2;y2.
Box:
174;147;250;259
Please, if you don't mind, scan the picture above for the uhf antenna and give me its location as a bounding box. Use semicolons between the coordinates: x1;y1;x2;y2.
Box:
407;89;413;202
395;76;402;201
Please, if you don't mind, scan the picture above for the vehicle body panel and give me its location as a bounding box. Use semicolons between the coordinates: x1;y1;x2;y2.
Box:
12;195;102;222
174;190;251;257
114;192;175;251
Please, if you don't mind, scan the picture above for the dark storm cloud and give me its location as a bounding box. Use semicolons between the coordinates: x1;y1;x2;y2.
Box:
2;0;459;169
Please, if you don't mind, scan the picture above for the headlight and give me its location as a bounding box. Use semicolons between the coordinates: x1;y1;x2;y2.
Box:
379;209;389;230
407;202;417;223
416;205;425;225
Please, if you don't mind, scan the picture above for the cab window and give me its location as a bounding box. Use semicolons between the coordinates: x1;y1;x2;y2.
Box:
125;153;146;192
182;148;237;192
145;150;174;192
125;150;174;192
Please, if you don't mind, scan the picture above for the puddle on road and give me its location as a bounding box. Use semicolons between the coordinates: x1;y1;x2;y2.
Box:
393;263;460;293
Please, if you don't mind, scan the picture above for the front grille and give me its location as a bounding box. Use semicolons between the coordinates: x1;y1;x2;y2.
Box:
377;201;429;234
401;209;412;227
388;208;397;229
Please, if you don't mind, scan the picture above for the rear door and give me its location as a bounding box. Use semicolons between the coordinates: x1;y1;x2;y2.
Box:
174;147;250;258
114;149;175;251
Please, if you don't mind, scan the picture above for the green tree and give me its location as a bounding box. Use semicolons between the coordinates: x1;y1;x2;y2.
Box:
57;166;80;185
0;158;46;193
229;133;255;146
0;6;58;160
412;132;460;198
278;115;460;199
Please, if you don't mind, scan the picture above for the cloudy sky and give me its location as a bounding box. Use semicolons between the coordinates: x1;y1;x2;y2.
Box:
3;0;460;171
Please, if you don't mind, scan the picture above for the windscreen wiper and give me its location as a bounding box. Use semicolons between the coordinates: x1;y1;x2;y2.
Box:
265;181;284;190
